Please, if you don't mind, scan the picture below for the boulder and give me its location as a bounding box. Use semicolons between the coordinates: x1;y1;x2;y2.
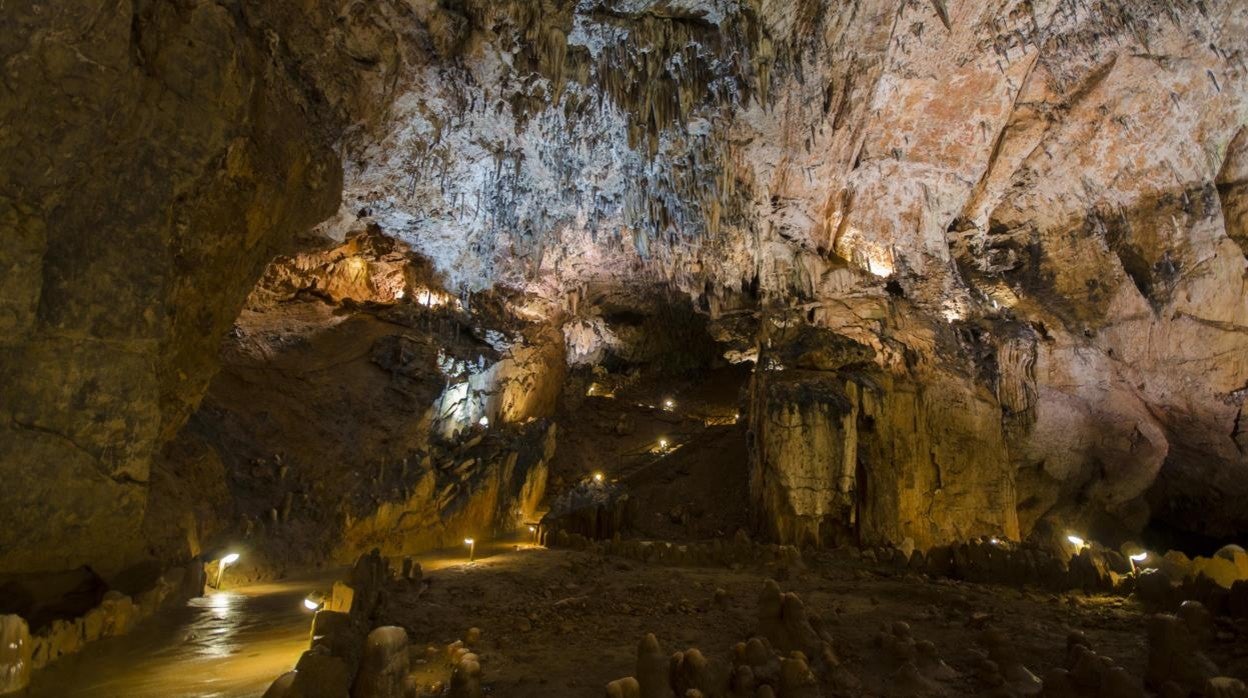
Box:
263;671;297;698
289;647;352;698
352;626;409;698
327;582;357;614
1146;614;1218;691
606;677;641;698
1214;545;1248;580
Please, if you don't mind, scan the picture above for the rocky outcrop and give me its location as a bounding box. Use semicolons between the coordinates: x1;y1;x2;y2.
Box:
0;0;420;577
148;230;559;575
749;320;1019;548
306;0;1248;543
749;370;859;547
5;0;1247;582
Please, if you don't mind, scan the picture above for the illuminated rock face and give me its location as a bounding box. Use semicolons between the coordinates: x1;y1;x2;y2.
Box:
749;325;1020;548
141;230;561;570
0;0;375;576
325;0;1246;543
3;0;1247;577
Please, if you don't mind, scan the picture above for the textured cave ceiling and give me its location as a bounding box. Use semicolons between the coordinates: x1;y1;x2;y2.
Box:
318;0;1248;536
2;0;1247;578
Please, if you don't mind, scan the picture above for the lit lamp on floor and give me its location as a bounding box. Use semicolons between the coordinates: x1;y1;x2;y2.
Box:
465;537;476;562
528;525;538;544
215;552;240;589
302;591;326;612
593;471;604;484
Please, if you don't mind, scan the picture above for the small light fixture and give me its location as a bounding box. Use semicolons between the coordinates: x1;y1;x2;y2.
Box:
658;438;669;451
478;415;490;427
593;472;604;483
302;592;325;612
395;289;406;300
216;552;241;589
303;598;320;611
1066;535;1086;550
1129;551;1148;562
989;538;1000;546
465;537;476;562
663;398;675;411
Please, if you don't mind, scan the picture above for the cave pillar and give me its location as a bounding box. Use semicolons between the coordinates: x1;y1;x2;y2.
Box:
749;370;859;547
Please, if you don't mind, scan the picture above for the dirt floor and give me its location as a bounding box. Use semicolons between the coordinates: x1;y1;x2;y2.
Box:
374;544;1248;697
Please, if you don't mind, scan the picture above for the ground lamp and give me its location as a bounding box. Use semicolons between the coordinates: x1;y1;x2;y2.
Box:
303;591;326;612
465;537;476;562
216;552;240;589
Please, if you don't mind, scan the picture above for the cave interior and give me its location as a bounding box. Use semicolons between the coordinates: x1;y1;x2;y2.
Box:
2;0;1248;696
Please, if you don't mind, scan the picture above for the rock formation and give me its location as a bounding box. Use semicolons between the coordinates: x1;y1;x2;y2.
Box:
3;0;1248;667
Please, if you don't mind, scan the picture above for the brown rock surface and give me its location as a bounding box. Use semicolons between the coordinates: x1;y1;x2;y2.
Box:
5;0;1248;587
0;0;414;576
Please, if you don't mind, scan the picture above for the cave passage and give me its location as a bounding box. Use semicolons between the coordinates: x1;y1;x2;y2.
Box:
3;1;1248;696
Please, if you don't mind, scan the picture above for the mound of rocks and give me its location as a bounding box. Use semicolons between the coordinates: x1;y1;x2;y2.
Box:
604;582;862;697
263;549;394;698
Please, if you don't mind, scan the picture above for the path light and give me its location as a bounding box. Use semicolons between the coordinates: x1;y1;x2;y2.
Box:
465;537;476;562
1129;551;1149;574
989;538;1000;546
663;398;675;411
528;525;538;544
1066;535;1087;551
216;552;240;589
593;471;604;484
302;591;325;612
478;415;489;428
658;438;669;452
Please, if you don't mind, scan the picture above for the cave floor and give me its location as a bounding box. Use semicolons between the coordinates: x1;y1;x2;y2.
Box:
17;542;530;698
20;543;1248;697
22;571;337;698
376;546;1248;697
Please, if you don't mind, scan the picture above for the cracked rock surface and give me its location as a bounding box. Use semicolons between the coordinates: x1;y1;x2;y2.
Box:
3;0;1248;580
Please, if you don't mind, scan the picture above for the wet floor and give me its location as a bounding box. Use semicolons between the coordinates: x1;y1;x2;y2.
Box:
25;571;339;698
23;539;533;697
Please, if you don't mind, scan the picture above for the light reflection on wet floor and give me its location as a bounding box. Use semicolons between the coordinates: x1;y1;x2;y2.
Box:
26;571;340;698
23;540;533;697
